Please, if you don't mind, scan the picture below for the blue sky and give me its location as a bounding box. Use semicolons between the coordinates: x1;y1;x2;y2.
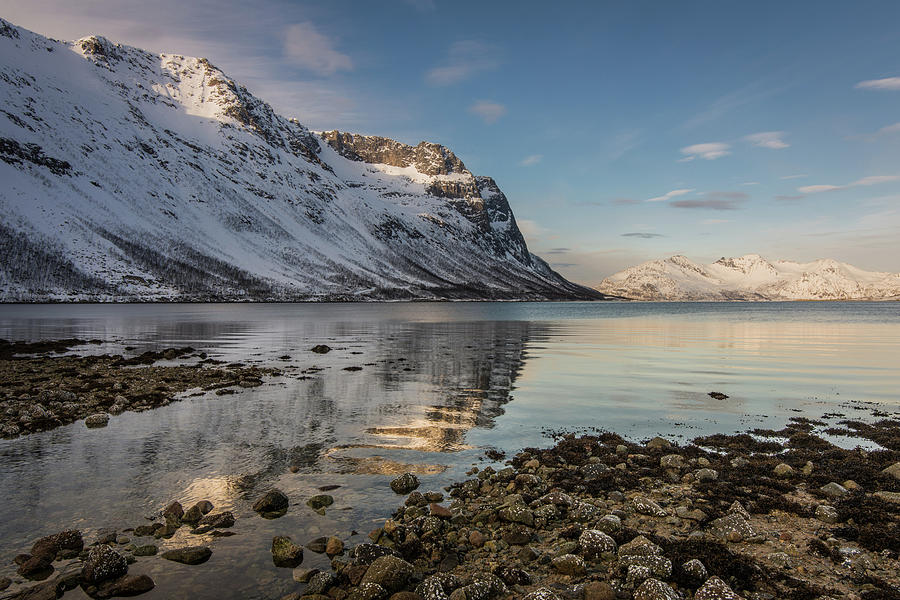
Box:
3;0;900;283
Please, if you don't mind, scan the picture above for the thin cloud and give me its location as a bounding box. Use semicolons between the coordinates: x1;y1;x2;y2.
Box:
779;174;808;180
517;219;545;239
646;188;694;202
876;122;900;135
775;194;805;201
854;175;900;186
425;40;500;86
283;22;353;76
701;219;731;225
612;198;639;205
621;232;665;239
679;142;730;161
855;77;900;90
520;154;542;166
745;131;789;149
741;182;760;186
671;190;748;210
798;175;900;194
469;100;506;124
545;247;571;254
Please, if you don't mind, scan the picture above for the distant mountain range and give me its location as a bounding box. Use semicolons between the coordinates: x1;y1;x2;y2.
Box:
0;19;603;301
596;254;900;301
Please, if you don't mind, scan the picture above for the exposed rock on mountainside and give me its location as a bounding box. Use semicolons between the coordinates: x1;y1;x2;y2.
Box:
597;254;900;301
0;19;602;301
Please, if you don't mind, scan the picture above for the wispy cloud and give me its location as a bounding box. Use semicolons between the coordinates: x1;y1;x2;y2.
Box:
611;198;639;205
797;175;900;194
646;188;695;202
855;77;900;90
775;194;806;201
519;154;542;167
742;182;760;186
545;247;571;253
679;142;730;161
797;184;842;194
621;232;665;239
745;131;789;149
283;22;353;76
425;40;500;86
671;191;748;210
701;219;731;225
469;100;506;124
779;174;808;180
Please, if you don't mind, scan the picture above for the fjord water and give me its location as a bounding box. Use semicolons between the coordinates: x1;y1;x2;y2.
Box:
0;301;898;598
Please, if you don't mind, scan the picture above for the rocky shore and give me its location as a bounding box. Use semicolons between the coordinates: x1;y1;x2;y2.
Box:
3;416;899;600
0;338;279;438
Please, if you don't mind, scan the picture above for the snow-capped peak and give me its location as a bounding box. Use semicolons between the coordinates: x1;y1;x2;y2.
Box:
597;254;900;301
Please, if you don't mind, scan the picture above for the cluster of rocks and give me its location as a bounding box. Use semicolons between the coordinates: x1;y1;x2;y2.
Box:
270;420;900;600
0;341;279;438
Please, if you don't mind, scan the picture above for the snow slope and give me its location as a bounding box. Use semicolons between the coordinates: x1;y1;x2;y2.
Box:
596;254;900;301
0;19;602;301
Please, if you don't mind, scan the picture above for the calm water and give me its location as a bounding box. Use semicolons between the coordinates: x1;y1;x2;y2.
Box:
0;301;898;598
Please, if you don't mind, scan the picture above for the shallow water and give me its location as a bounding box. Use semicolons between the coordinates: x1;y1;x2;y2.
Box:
0;301;898;598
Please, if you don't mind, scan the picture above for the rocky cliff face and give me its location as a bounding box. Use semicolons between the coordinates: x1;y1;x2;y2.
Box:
597;254;900;301
0;19;602;301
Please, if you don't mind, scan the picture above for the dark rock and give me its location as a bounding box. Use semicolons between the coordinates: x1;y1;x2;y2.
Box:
311;345;332;354
0;577;10;591
501;526;532;546
160;546;211;565
583;581;615;600
17;555;53;580
132;545;157;556
550;554;585;576
253;489;289;516
708;392;728;400
578;529;616;558
81;545;128;584
271;536;304;568
695;576;743;599
95;573;155;598
350;543;399;566
163;501;184;521
390;473;420;494
181;503;205;524
360;555;414;593
307;494;334;510
84;413;110;428
307;536;328;553
305;571;338;595
348;582;389;600
633;497;666;517
633;578;680;600
197;511;234;528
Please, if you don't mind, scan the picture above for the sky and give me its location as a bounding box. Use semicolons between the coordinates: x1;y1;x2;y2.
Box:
3;0;900;284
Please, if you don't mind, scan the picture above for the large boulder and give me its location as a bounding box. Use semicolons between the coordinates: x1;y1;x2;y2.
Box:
272;536;304;568
81;545;128;584
390;473;420;495
360;555;414;593
253;489;290;516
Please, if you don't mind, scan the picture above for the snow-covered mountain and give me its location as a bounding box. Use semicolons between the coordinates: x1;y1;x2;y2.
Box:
0;19;602;301
597;254;900;301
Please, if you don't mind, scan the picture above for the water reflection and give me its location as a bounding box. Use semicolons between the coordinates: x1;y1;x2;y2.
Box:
0;302;898;599
0;315;537;594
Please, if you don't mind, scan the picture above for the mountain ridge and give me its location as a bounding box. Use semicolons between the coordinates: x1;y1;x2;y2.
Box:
596;254;900;301
0;18;603;302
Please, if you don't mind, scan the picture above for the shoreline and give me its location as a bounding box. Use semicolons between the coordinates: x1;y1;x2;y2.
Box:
2;417;898;599
1;339;898;599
